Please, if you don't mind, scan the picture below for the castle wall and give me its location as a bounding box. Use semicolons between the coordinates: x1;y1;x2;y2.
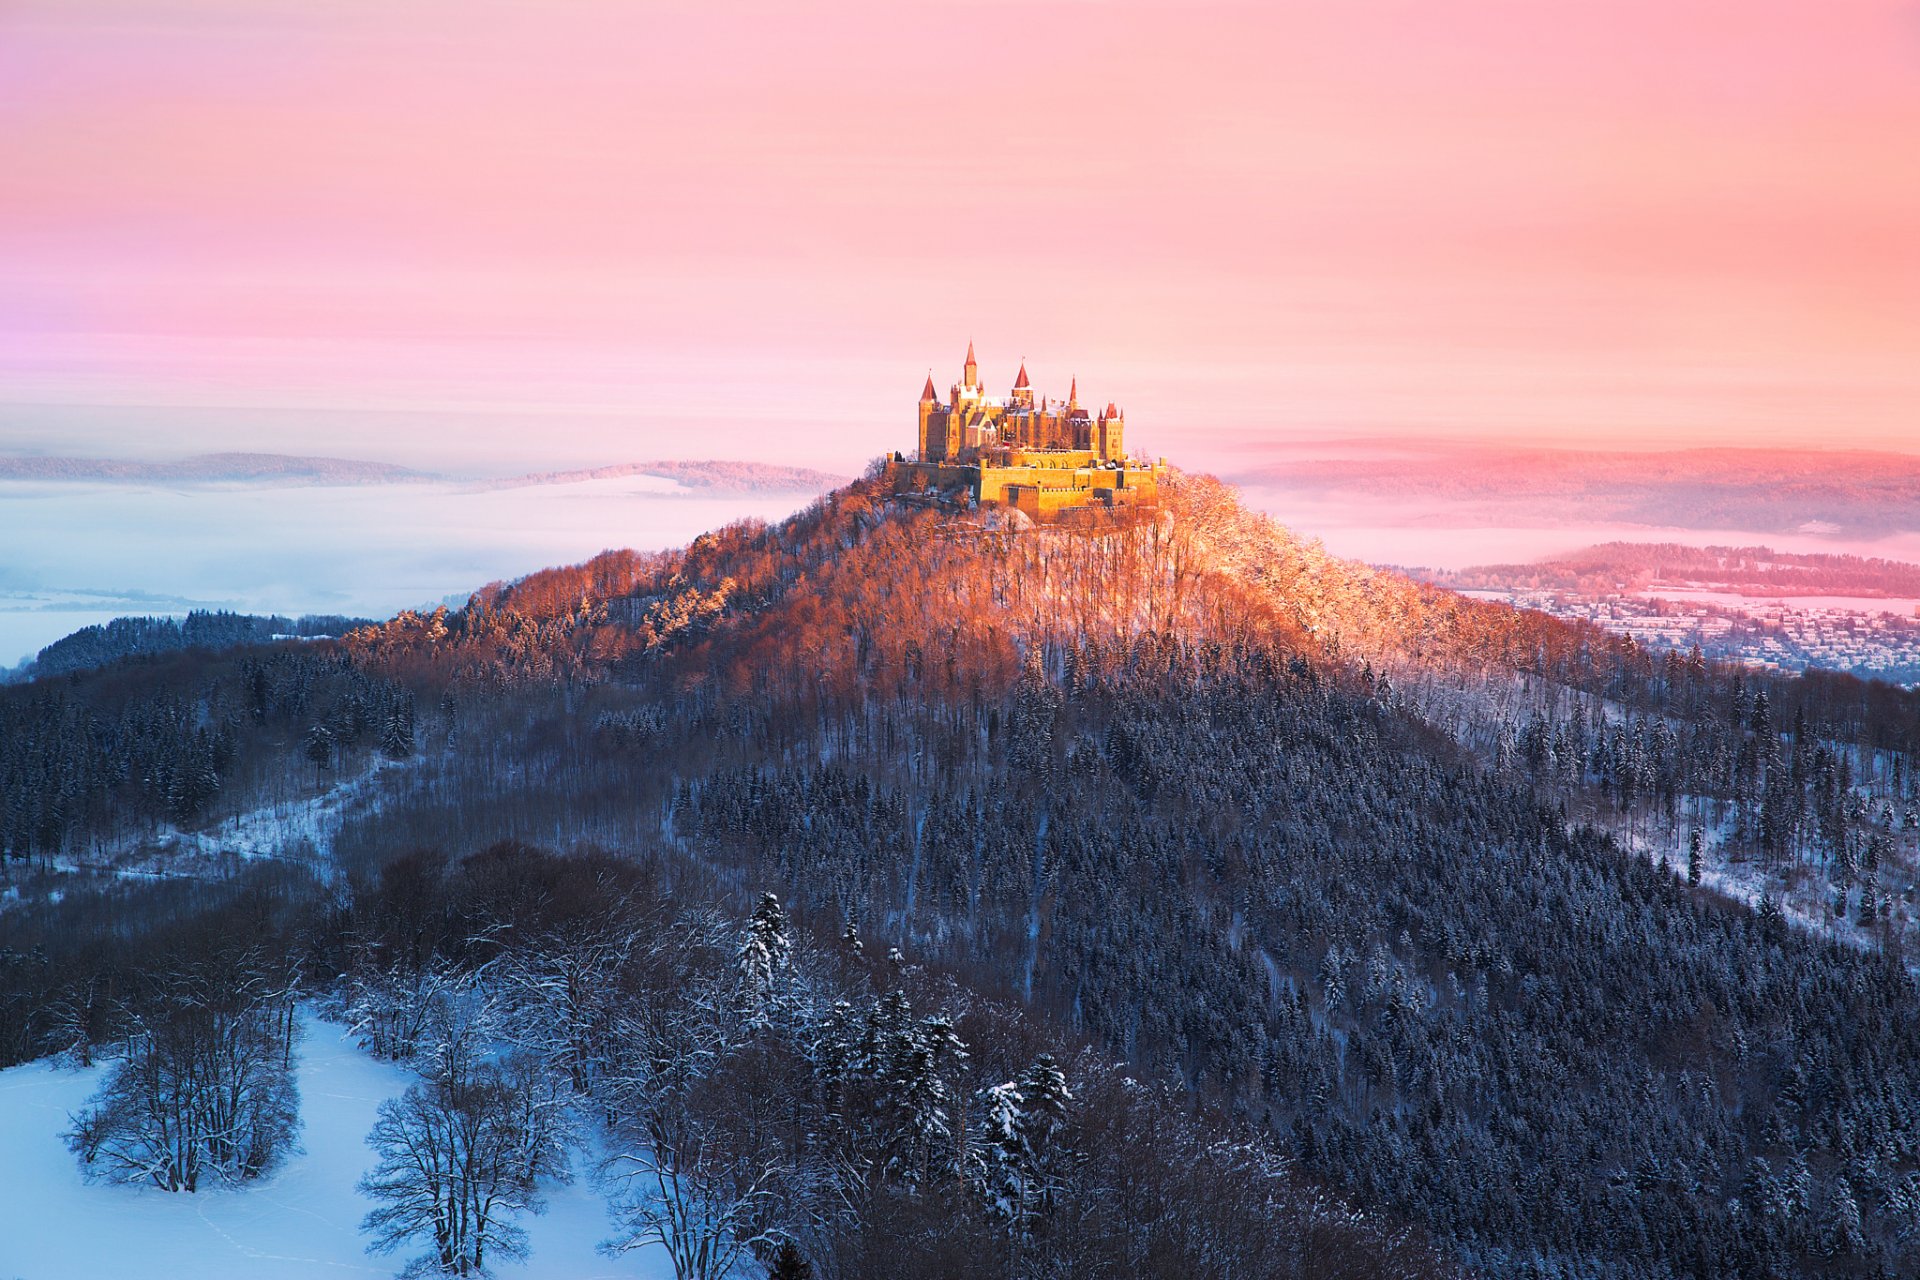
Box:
892;455;1163;516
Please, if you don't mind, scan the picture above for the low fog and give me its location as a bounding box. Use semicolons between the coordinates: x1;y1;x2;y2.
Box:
11;446;1920;670
0;474;815;666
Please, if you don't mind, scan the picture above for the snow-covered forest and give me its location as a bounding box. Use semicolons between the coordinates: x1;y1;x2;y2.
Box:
7;468;1920;1277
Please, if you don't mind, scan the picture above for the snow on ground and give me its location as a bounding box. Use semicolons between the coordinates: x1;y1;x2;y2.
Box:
9;758;411;909
1608;803;1919;958
142;757;408;876
0;1014;669;1280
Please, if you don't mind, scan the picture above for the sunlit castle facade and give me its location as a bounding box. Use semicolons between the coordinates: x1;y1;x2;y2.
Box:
893;343;1165;518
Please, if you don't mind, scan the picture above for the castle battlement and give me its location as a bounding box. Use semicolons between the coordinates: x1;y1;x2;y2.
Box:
892;344;1165;518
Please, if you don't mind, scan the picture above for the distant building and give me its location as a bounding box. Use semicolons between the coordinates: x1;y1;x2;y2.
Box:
890;343;1165;518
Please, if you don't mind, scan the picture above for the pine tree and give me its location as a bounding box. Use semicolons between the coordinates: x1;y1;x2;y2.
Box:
739;892;794;1023
1014;1053;1070;1175
1758;893;1785;933
1688;829;1703;886
302;722;334;783
975;1053;1072;1234
977;1079;1026;1220
766;1239;813;1280
379;697;415;760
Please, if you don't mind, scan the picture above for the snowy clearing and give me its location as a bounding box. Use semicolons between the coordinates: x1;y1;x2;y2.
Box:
0;1015;668;1280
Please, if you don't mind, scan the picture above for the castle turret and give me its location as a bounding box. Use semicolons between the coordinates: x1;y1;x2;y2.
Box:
1009;359;1035;410
1097;401;1125;461
962;340;979;391
916;372;942;461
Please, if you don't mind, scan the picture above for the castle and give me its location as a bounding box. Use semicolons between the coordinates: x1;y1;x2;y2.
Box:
890;343;1165;518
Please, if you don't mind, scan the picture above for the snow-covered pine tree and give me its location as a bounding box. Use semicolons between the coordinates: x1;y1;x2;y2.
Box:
380;696;415;760
974;1052;1073;1241
1012;1052;1070;1206
303;721;334;782
739;892;794;1025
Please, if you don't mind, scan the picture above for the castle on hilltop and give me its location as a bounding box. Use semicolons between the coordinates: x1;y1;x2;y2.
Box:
890;343;1165;517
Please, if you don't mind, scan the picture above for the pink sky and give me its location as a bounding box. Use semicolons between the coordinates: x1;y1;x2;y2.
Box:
3;0;1917;474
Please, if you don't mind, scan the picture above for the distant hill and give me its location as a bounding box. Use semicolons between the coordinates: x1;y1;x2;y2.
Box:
0;453;847;496
0;452;429;485
1232;442;1920;536
1431;540;1920;597
11;609;370;681
476;459;848;495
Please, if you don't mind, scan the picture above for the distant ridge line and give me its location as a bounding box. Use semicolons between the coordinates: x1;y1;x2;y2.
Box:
0;453;847;495
0;452;429;484
472;460;849;495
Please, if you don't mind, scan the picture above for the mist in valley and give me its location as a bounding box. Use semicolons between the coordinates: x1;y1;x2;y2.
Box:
0;473;822;666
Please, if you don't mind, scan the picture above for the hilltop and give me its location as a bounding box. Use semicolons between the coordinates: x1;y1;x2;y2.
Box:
6;468;1920;1277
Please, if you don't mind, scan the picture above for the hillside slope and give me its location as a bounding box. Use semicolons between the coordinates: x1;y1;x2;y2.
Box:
8;469;1920;1277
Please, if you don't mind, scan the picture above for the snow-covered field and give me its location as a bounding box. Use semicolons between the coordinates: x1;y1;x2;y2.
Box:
0;1016;668;1280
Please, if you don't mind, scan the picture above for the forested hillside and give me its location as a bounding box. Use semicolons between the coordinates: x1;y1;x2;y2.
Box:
7;468;1920;1278
15;610;366;681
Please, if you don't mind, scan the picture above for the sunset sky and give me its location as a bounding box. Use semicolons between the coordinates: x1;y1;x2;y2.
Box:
3;0;1917;473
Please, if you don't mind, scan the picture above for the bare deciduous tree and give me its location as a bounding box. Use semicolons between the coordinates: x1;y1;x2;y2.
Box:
65;960;300;1193
359;1050;571;1279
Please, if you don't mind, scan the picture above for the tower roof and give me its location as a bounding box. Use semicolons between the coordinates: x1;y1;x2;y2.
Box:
1068;376;1078;405
964;339;977;367
919;372;938;402
1013;361;1030;390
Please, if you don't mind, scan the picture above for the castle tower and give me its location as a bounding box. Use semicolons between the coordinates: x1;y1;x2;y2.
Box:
916;372;941;462
1009;359;1034;410
1098;402;1125;461
962;340;980;392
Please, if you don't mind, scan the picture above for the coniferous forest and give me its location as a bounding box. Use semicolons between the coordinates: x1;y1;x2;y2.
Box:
7;468;1920;1278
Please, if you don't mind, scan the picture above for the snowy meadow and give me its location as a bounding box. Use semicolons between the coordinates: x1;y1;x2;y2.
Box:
0;1014;665;1280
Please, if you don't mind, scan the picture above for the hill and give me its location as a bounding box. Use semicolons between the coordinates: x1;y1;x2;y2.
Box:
1432;540;1920;599
10;610;369;682
476;459;849;496
0;452;844;495
6;469;1920;1277
1231;442;1920;537
0;452;429;485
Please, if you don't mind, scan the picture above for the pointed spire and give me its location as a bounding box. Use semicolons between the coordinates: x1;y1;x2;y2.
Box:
920;371;937;402
1068;375;1079;408
963;339;979;388
1013;359;1030;390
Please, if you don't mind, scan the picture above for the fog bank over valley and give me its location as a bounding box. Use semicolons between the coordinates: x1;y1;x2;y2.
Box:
0;460;840;665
